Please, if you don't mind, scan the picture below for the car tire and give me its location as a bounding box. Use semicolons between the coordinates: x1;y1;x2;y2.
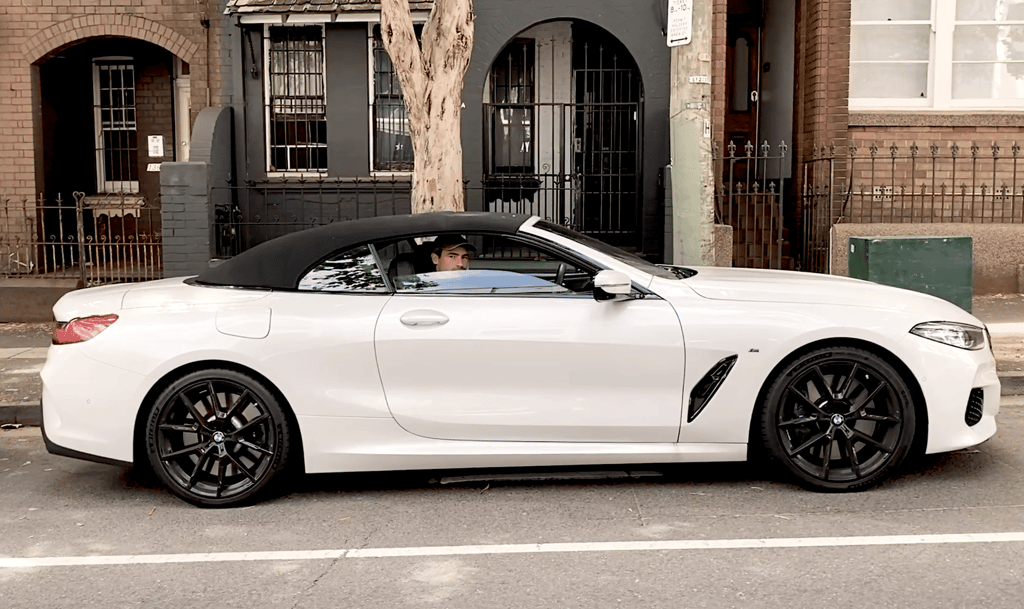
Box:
144;369;292;507
760;346;916;492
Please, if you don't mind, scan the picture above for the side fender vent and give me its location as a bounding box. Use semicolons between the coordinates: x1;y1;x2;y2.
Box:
688;355;738;423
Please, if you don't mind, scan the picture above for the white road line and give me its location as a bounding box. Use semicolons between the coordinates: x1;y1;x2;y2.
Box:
4;532;1024;568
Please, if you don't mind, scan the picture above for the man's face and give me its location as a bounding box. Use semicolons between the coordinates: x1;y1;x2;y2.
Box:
432;245;471;271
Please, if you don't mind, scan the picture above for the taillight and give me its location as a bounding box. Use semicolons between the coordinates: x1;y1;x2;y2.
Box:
52;314;119;345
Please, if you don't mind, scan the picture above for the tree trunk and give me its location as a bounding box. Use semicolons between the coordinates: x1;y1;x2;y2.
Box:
381;0;474;213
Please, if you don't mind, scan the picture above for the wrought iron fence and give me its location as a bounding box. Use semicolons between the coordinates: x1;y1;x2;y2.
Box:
800;140;1024;273
714;140;790;269
212;177;642;260
841;141;1024;224
0;192;162;285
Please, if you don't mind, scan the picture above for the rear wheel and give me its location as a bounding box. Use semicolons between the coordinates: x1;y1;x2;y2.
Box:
760;346;916;491
145;369;292;507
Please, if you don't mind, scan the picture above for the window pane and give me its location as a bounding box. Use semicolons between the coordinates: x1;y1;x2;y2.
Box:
953;24;1024;61
852;0;930;21
957;0;1024;21
953;62;1024;98
267;26;327;172
850;62;929;98
298;245;388;292
372;24;416;171
489;41;535;174
851;25;930;61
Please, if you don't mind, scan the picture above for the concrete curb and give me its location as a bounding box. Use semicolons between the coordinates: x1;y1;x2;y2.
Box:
0;403;42;427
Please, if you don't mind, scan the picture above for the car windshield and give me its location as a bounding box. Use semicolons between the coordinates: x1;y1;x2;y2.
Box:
533;220;685;280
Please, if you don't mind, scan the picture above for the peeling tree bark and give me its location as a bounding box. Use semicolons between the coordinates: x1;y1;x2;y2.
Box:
381;0;474;213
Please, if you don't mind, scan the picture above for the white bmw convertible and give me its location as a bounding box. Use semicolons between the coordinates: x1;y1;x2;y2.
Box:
42;212;1000;507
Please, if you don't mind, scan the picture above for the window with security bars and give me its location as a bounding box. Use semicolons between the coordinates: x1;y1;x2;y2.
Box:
267;25;327;173
93;60;139;193
371;25;416;172
489;40;534;174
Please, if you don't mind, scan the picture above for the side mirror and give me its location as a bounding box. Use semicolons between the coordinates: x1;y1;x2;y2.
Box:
593;270;632;302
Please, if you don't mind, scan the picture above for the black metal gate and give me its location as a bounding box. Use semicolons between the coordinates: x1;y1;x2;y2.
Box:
483;25;643;249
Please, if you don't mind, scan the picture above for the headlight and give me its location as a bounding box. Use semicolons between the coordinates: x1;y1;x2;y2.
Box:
910;321;986;350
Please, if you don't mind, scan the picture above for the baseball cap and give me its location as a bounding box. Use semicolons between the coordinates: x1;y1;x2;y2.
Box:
430;234;476;253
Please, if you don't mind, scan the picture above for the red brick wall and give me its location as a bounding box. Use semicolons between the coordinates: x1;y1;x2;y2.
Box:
793;0;851;180
0;2;229;200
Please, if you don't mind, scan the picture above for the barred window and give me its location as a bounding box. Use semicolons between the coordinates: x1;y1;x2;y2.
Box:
267;25;327;173
93;59;139;193
488;40;535;174
371;25;416;172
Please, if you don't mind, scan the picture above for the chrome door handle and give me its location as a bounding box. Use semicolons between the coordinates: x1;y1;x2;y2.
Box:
399;310;450;327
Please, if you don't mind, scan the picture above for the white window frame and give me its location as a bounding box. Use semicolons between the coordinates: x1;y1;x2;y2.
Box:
93;57;140;194
264;23;328;178
367;16;428;177
850;0;1024;110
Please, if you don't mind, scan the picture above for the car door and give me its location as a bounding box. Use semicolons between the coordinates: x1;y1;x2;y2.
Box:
373;234;686;443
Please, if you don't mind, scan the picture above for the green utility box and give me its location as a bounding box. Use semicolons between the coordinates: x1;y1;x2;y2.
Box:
848;236;973;312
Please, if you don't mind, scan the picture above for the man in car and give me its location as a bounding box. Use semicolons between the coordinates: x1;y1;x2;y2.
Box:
430;234;476;271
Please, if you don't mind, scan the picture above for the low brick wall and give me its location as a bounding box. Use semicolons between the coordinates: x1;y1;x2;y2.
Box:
831;223;1024;295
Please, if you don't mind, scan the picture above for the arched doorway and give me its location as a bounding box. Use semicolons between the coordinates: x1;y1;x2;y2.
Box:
36;37;185;277
482;21;644;249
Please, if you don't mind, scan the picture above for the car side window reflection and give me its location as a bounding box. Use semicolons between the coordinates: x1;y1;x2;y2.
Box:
384;234;594;296
298;245;389;293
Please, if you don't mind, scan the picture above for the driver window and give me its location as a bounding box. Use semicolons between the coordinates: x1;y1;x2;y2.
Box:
378;234;594;296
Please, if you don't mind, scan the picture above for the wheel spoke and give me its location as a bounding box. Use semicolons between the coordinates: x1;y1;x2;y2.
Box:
181;394;213;432
224;450;259;483
820;431;835;480
160;441;205;461
234;412;270;435
204;381;221;415
810;365;835;401
786;431;828;457
187;447;215;490
860;412;901;424
236;438;274;456
852;380;889;412
216;460;226;498
779;415;819;428
159;423;199;433
842;432;862;479
850;427;894;453
786;386;827;416
224;389;253;421
836;363;860;397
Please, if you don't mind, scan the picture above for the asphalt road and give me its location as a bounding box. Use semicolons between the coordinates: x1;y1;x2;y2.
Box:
2;408;1023;609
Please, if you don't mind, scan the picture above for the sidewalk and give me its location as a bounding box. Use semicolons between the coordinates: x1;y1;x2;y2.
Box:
2;295;1023;427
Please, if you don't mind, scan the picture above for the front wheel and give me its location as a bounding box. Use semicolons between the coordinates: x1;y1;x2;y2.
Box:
145;369;292;507
760;346;917;492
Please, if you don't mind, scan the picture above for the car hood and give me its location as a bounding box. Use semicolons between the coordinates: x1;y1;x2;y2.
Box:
678;266;979;322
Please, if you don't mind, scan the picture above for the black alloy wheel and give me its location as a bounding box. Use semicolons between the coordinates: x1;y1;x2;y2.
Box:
145;369;292;507
761;346;916;491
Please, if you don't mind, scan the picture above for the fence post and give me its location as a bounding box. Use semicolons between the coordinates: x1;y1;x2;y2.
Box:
74;191;86;286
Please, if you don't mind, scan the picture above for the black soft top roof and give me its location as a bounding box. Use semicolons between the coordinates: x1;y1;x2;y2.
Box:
195;212;533;289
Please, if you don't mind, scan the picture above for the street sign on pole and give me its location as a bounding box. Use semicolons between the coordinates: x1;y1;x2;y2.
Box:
667;0;692;47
